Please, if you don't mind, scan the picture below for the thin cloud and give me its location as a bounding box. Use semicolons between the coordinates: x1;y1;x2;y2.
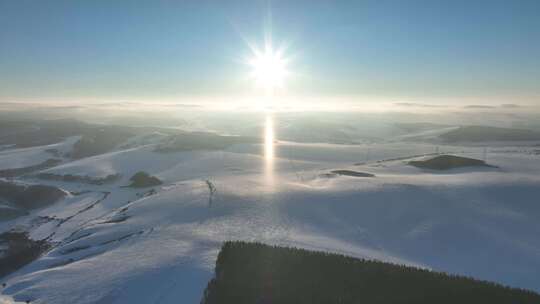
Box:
463;105;496;109
500;103;520;108
394;102;446;108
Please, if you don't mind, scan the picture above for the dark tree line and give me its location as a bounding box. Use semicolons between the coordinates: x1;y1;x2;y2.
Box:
201;241;540;304
409;155;490;170
0;231;50;278
128;171;162;188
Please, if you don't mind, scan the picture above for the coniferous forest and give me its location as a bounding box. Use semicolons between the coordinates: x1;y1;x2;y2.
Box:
201;241;540;304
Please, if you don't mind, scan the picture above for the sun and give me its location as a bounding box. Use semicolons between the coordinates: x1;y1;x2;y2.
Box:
248;44;288;92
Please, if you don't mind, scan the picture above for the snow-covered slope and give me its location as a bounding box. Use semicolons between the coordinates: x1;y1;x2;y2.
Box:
0;137;78;170
1;141;540;303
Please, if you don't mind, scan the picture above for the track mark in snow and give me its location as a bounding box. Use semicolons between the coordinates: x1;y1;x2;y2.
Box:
62;232;94;246
99;230;145;246
100;214;130;224
60;245;91;255
51;230;147;270
55;191;110;227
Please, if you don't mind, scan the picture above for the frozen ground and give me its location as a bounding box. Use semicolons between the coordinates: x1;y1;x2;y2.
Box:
1;138;540;303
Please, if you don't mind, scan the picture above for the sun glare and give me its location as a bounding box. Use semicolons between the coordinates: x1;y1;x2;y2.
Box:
248;45;288;92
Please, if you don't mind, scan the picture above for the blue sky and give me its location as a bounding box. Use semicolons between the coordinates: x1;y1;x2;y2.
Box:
1;0;539;104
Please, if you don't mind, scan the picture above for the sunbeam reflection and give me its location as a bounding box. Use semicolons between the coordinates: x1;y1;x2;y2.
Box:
264;114;275;190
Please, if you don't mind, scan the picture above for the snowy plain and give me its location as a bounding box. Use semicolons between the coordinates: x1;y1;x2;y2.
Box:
1;137;540;303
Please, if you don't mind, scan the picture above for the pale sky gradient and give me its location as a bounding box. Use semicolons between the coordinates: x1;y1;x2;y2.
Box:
1;0;539;106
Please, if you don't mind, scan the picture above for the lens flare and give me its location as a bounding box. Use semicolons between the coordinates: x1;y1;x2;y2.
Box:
248;44;288;93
